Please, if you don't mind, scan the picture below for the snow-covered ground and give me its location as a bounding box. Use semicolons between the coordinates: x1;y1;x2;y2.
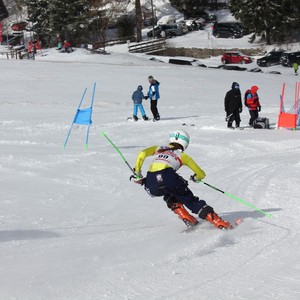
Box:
1;20;300;300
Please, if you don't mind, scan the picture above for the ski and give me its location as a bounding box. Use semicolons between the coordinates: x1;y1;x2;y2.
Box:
182;217;242;233
127;117;152;122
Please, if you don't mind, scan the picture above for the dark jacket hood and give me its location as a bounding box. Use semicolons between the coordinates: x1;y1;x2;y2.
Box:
231;82;239;89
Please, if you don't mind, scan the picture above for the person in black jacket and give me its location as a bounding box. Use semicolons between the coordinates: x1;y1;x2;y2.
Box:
224;82;243;129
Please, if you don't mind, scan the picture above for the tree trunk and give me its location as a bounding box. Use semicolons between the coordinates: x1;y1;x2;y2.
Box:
265;28;271;45
135;0;142;42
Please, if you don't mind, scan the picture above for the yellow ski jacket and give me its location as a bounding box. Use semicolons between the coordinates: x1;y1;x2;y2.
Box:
134;145;206;181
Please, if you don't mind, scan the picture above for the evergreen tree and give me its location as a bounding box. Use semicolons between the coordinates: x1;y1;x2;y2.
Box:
229;0;300;45
26;0;51;45
26;0;91;46
169;0;209;18
49;0;90;44
116;14;135;39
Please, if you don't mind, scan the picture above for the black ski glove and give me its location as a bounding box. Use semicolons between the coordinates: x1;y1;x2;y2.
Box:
190;174;200;183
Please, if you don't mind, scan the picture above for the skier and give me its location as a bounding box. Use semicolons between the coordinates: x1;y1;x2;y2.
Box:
131;130;232;230
131;85;149;121
293;62;298;75
224;82;243;129
147;75;160;121
245;85;261;127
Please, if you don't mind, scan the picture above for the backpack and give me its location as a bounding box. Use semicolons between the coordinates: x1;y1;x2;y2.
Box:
244;89;251;106
253;117;270;129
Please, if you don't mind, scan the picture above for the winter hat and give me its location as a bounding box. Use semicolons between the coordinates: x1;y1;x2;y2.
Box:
251;85;259;93
138;85;143;90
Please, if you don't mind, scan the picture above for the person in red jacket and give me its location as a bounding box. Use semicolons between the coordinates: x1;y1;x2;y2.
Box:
245;85;261;126
61;40;73;53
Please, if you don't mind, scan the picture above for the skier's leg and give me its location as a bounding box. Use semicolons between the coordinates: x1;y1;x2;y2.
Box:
227;113;235;128
151;100;159;120
133;104;138;121
166;174;232;230
138;104;148;120
234;110;241;127
249;110;256;126
198;205;232;229
164;194;198;227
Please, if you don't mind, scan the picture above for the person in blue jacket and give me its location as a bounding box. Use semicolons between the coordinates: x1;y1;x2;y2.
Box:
147;75;160;121
131;85;149;121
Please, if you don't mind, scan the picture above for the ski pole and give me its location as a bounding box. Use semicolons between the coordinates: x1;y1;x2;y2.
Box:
101;131;136;175
225;113;233;122
197;180;273;218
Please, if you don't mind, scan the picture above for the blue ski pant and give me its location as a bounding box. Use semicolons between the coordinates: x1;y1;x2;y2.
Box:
144;168;207;214
133;104;146;117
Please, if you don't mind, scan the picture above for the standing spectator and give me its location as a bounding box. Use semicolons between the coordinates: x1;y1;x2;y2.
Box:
293;62;298;75
57;39;62;50
147;75;160;121
131;85;149;121
56;34;62;50
224;82;243;129
245;85;261;127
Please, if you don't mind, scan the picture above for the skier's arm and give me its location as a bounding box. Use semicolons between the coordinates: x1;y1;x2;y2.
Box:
256;95;261;107
181;152;206;180
239;96;243;109
224;92;229;112
134;145;158;173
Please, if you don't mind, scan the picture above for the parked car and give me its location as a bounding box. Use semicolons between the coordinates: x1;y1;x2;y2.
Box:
147;24;183;38
256;51;285;67
221;51;252;64
177;21;189;34
280;51;300;67
185;18;205;30
157;15;176;25
213;22;243;38
146;26;162;38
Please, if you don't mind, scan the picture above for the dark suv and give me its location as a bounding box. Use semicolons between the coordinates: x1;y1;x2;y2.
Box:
256;51;285;67
280;51;300;67
213;22;243;38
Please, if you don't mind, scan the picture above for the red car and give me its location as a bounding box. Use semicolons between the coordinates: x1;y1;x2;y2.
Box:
221;51;252;64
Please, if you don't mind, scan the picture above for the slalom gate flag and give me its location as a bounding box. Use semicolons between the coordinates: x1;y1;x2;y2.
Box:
74;107;93;125
64;82;96;149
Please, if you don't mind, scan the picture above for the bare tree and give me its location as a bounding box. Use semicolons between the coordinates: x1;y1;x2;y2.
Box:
90;0;128;50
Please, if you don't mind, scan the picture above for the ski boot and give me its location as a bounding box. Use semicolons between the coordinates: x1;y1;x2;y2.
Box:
171;203;199;228
142;115;149;121
199;205;232;230
205;212;232;230
133;115;138;121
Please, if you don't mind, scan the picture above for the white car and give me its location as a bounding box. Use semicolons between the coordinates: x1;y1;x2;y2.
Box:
157;15;176;25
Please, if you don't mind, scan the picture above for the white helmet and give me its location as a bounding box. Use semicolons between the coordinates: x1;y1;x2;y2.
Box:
169;130;190;150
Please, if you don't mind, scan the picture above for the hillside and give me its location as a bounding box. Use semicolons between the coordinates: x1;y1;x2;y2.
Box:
0;25;300;300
